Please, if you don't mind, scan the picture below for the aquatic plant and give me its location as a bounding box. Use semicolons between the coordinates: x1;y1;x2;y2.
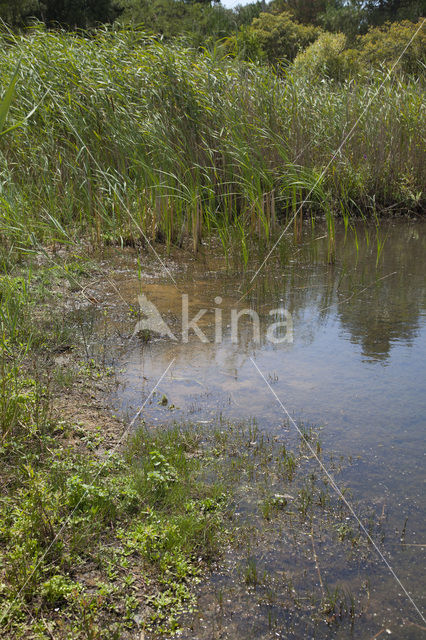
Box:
0;26;423;262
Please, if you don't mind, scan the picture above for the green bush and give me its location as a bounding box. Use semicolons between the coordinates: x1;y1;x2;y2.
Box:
358;19;426;75
293;31;359;81
250;11;321;65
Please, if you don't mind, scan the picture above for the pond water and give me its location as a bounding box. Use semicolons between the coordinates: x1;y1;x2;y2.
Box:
97;221;426;638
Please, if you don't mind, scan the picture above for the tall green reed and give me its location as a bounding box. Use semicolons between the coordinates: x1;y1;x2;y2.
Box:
0;25;423;262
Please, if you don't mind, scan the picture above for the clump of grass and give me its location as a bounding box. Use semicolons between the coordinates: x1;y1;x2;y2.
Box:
243;556;261;587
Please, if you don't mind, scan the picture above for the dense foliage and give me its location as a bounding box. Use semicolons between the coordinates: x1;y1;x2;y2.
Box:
0;27;423;266
357;17;426;73
0;0;122;28
0;4;424;254
0;2;424;82
0;0;424;48
248;10;321;63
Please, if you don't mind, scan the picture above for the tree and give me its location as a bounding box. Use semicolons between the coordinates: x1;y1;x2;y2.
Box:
0;0;39;27
320;1;367;42
358;18;426;73
234;1;265;27
293;31;359;80
40;0;122;29
364;0;426;26
0;0;122;29
269;0;328;24
117;0;235;44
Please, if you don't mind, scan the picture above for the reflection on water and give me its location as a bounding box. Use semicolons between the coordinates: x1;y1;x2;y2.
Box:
98;221;425;638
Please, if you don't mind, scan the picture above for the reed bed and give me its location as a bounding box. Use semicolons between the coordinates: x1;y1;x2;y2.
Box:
0;25;424;258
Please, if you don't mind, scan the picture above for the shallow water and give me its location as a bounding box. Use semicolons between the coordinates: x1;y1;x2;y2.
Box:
98;221;425;638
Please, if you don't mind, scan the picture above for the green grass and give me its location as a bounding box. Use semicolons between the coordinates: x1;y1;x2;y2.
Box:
0;25;424;264
0;398;229;637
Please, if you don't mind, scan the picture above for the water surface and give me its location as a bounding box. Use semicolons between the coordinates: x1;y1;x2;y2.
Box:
100;221;426;638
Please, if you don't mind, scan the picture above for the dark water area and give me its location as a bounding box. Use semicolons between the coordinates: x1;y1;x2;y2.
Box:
97;221;426;638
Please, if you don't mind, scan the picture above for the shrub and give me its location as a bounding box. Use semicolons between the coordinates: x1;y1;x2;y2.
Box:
357;19;426;75
293;32;358;80
250;11;321;65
